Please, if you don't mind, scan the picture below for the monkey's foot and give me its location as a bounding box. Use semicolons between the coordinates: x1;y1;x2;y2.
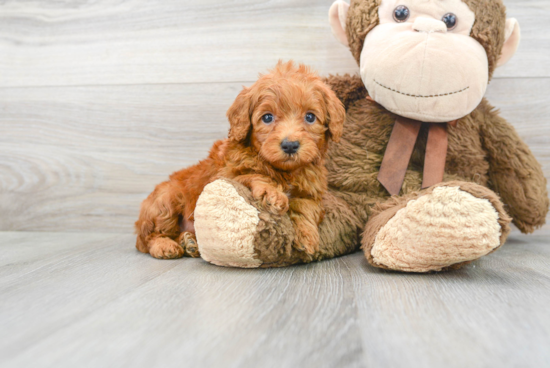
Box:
362;182;511;272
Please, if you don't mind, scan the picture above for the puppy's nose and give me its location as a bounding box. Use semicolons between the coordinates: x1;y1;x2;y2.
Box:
281;139;300;154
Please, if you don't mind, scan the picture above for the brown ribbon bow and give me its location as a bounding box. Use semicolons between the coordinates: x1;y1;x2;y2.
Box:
377;116;457;196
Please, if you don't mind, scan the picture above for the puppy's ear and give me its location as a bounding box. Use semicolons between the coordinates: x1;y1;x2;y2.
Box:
323;85;346;143
227;87;252;142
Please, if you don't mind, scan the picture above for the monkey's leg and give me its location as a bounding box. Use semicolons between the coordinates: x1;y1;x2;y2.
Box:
193;179;360;268
362;181;511;272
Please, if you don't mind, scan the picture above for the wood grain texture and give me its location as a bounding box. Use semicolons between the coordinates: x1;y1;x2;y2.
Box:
0;231;549;367
0;0;548;88
350;235;550;368
1;78;549;232
0;83;232;231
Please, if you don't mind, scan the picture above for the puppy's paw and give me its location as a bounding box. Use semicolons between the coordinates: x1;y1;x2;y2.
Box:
252;185;289;215
178;231;200;258
263;189;289;215
149;237;185;259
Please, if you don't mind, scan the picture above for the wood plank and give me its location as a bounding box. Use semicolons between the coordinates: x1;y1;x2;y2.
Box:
0;0;547;88
1;231;549;367
494;0;550;78
0;231;117;271
0;0;358;87
0;232;180;364
1;78;549;232
484;78;550;204
0;232;364;368
349;235;550;367
0;83;233;231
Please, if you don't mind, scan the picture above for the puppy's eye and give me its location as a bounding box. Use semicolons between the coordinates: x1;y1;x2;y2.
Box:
393;5;410;22
305;113;317;124
261;113;274;124
442;13;457;30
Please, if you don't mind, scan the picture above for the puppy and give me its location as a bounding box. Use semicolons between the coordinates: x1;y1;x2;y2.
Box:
135;61;345;259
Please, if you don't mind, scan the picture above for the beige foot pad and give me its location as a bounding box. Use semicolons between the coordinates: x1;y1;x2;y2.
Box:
194;179;262;268
371;186;502;272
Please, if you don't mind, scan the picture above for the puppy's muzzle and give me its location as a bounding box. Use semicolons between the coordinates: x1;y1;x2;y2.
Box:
281;139;300;154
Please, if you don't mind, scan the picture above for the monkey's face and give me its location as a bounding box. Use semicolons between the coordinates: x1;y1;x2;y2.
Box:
329;0;521;123
361;0;487;122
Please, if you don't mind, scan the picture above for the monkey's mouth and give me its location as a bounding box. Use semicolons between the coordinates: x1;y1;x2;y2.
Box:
374;80;469;98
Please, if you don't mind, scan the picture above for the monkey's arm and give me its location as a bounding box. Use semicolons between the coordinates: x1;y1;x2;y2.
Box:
323;74;368;109
478;99;549;233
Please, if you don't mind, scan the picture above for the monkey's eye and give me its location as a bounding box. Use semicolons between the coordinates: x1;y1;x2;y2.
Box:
393;5;410;22
261;113;274;124
442;13;457;30
305;113;317;124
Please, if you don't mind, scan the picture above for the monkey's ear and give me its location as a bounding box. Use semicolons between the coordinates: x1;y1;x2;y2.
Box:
497;18;521;68
227;87;252;142
329;1;350;47
323;86;346;143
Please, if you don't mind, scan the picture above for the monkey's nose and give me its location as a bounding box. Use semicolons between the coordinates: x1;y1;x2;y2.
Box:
281;139;300;154
413;17;447;33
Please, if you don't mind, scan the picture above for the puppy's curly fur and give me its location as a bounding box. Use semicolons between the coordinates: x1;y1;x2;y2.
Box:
135;61;345;259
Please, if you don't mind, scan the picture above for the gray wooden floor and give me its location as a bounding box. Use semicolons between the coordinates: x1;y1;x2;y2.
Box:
1;231;549;368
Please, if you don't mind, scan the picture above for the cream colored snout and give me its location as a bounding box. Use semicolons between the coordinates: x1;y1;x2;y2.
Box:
413;17;447;33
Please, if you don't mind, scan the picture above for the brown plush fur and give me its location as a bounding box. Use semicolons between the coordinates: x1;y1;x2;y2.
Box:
317;72;548;270
135;61;345;259
320;0;548;270
323;74;548;236
346;0;507;78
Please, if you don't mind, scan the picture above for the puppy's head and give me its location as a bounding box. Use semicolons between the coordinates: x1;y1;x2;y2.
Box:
227;61;345;171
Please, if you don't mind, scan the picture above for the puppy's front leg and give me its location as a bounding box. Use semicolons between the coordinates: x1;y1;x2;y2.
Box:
288;198;324;255
235;175;289;215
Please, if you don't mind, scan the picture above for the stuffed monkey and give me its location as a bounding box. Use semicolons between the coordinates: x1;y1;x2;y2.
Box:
192;0;548;272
